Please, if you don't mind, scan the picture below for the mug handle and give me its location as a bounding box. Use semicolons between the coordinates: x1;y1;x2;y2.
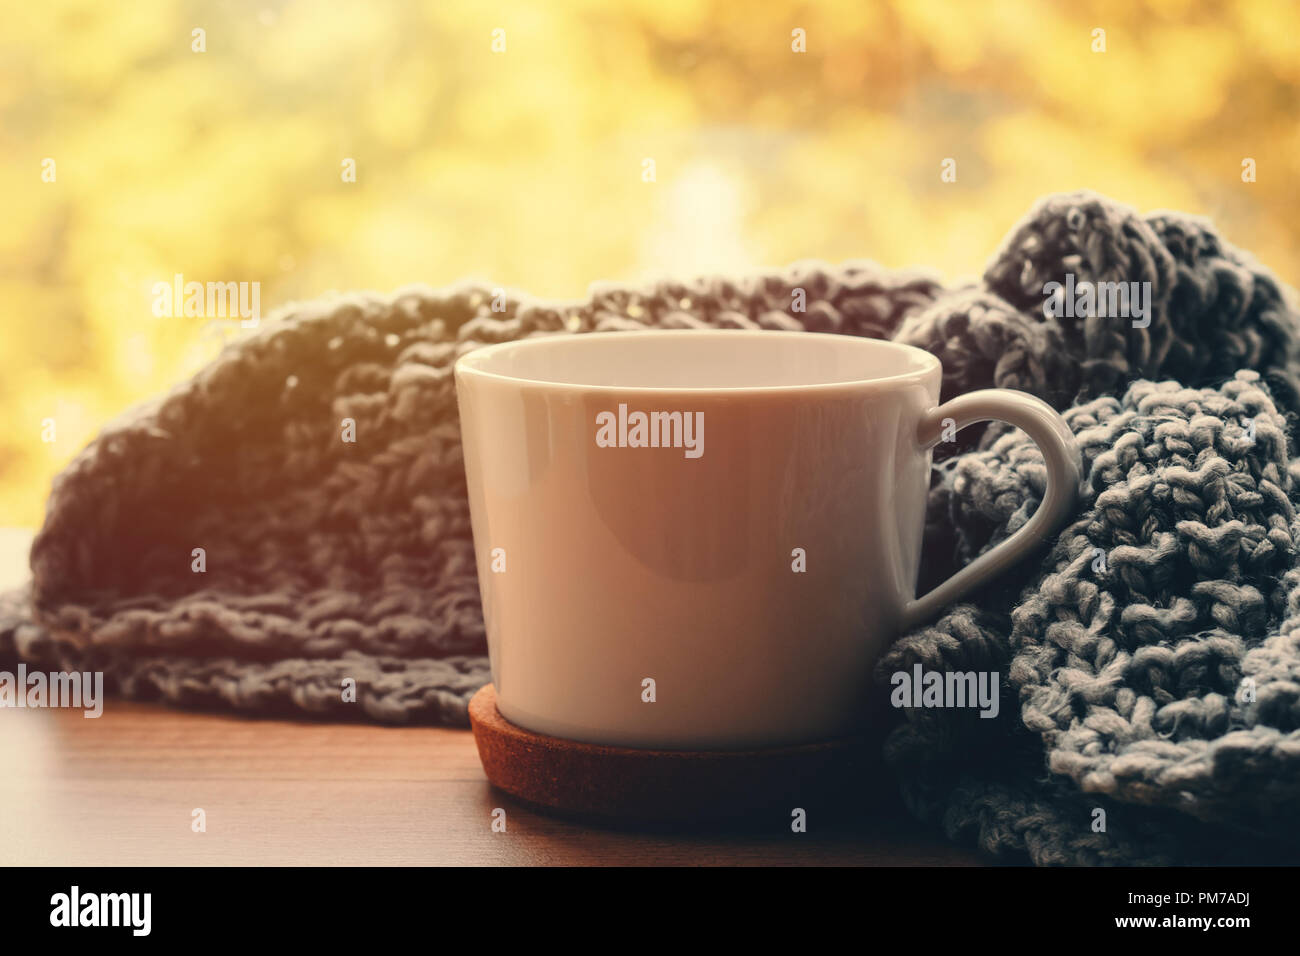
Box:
898;389;1084;633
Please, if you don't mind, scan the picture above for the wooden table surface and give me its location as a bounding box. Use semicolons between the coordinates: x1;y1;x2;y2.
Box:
0;529;982;866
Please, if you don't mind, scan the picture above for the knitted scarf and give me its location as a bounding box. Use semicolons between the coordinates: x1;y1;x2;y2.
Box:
4;190;1299;865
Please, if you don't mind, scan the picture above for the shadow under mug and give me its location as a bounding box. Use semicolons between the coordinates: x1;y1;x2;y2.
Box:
455;330;1081;750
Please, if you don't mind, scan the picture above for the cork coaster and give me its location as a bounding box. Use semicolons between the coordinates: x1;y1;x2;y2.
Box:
469;683;877;824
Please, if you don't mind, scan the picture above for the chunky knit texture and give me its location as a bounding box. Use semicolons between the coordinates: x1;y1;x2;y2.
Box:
3;190;1299;864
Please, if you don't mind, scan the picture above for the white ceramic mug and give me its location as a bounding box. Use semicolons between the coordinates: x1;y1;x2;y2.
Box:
455;330;1080;750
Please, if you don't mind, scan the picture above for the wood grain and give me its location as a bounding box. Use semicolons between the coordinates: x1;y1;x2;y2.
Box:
0;529;982;866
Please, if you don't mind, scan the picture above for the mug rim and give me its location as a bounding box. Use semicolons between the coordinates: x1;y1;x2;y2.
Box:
454;329;941;394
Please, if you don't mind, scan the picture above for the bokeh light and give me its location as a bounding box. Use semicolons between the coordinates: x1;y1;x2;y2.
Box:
3;0;1297;525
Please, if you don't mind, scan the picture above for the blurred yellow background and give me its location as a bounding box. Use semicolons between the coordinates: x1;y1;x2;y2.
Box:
2;0;1298;527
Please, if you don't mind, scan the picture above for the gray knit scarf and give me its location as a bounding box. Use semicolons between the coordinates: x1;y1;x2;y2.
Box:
4;190;1299;866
